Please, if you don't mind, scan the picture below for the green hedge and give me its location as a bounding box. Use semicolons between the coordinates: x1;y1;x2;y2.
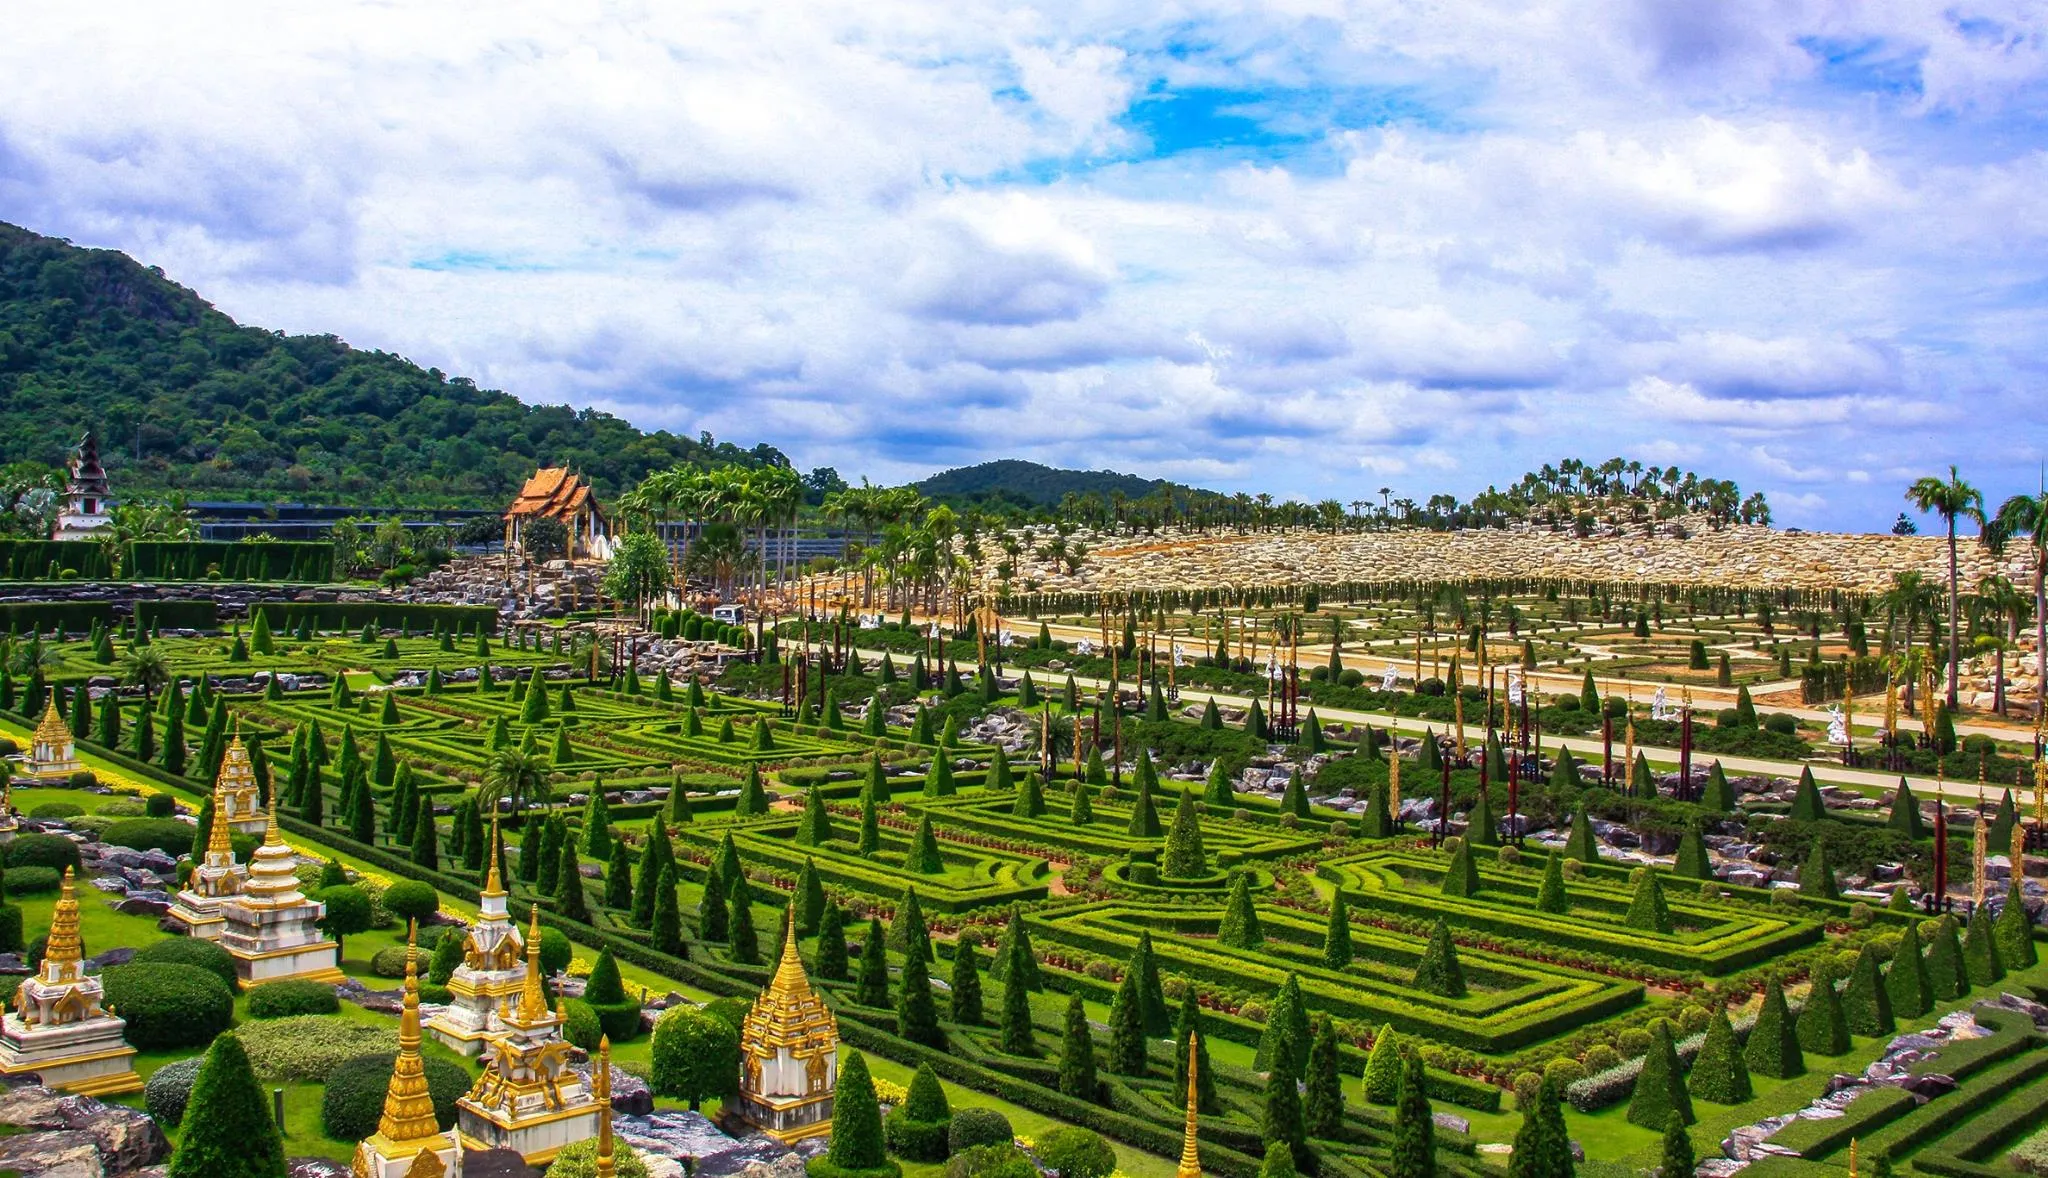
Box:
1912;1074;2048;1178
134;600;221;631
0;540;113;580
127;541;334;582
252;601;500;635
0;600;115;633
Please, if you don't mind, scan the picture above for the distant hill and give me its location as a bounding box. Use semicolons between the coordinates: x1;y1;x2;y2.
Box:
0;222;783;508
914;460;1186;508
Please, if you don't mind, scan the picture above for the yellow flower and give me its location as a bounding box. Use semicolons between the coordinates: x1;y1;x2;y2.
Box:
568;956;594;978
871;1079;908;1104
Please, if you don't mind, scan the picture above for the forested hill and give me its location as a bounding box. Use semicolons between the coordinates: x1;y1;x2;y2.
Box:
0;222;783;507
914;459;1189;509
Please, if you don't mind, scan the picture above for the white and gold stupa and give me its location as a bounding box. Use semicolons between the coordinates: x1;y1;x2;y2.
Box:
734;904;839;1143
25;698;82;780
427;822;526;1056
212;730;267;836
167;741;257;940
217;808;343;984
455;908;598;1164
0;869;140;1095
352;925;465;1178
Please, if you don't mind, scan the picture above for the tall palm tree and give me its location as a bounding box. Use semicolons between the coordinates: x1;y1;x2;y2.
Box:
1906;466;1984;708
1993;491;2048;701
119;645;171;704
480;748;552;816
1974;574;2030;715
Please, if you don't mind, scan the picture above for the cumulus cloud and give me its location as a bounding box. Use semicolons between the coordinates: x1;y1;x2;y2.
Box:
1;0;2043;529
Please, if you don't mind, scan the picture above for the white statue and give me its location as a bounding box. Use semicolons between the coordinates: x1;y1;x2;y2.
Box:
1506;667;1524;706
1172;642;1188;666
1650;685;1672;722
1382;663;1400;692
1075;638;1095;656
1267;653;1282;681
858;614;880;630
1826;704;1848;746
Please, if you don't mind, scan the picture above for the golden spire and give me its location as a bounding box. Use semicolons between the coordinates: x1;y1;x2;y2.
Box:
516;906;547;1023
375;922;442;1145
263;802;283;847
595;1035;616;1178
481;817;505;898
770;902;809;996
33;697;71;746
43;867;83;982
2012;818;2027;882
1176;1033;1202;1178
206;788;233;861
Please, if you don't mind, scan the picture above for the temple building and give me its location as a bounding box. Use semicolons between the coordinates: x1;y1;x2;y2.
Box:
504;468;611;561
25;699;82;780
734;906;839;1143
51;429;112;541
352;926;465;1178
427;823;527;1056
217;809;344;985
455;909;598;1164
166;744;256;940
0;869;141;1096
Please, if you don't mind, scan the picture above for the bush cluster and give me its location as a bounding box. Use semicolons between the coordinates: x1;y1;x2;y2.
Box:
319;1051;469;1140
99;962;234;1050
142;1056;206;1128
133;937;240;990
234;1016;394;1083
245;979;341;1019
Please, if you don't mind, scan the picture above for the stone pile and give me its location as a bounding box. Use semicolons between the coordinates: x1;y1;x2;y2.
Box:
0;1079;168;1178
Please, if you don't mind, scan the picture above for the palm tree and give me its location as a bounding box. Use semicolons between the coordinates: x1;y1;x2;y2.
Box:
480;748;552;816
1906;466;1984;708
119;645;171;704
1974;575;2030;715
1993;491;2048;700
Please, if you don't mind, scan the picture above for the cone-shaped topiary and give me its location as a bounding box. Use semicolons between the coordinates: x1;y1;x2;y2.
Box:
1305;1014;1345;1139
1625;871;1672;934
991;905;1042;990
1441;838;1481;898
796;786;833;846
1926;915;1969;1001
896;934;943;1047
797;858;826;936
1126;751;1161;836
1173;987;1219;1114
1218;872;1263;948
1799;839;1839;900
1997;888;2038;969
1254;973;1310;1078
1161;790;1208;878
1564;809;1600;863
1363;1025;1401;1104
1888;778;1927;838
1963;905;2005;986
1204;758;1233;805
1106;956;1149;1076
736;765;769;817
1059;992;1097;1100
1390;1051;1434;1178
1467;786;1499;847
1013;768;1045;818
822;1052;896;1177
1702;761;1735;813
167;1031;286;1178
1687;1005;1752;1105
815;903;850;981
1626;1019;1694;1129
1536;852;1569;914
1673;825;1711;880
1323;892;1353;969
1744;976;1804;1079
1790;767;1827;821
1887;919;1933;1017
1795;958;1849;1056
948;939;983;1025
652;862;685;957
1412;919;1466;998
909;817;943;874
1841;941;1894;1038
856;917;890;1008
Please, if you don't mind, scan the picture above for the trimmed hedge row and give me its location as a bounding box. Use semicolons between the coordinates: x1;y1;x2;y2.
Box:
252;601;500;634
1765;1087;1917;1159
0;600;115;633
128;541;335;582
678;822;1050;914
1912;1074;2048;1178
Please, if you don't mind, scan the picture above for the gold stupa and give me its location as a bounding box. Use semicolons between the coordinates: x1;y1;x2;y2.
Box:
26;697;82;779
352;924;464;1178
455;908;597;1164
428;820;528;1055
734;904;839;1143
167;739;257;939
0;869;140;1095
218;807;343;984
1177;1033;1203;1178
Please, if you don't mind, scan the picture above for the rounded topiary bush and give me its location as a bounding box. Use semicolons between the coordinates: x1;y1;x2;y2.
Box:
102;818;201;857
4;866;61;895
948;1108;1014;1154
28;802;85;820
562;998;603;1052
145;794;177;818
96;798;149;818
99;962;234;1050
5;833;81;873
245;979;340;1019
143;1055;206;1128
133;936;239;990
320;1051;469;1141
1765;714;1799;735
369;945;413;978
1035;1127;1115;1178
1583;1045;1620;1073
236;1016;394;1083
945;1145;1037;1178
380;880;439;924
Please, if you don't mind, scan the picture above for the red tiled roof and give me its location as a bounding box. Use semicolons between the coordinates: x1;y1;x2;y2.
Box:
504;468;602;523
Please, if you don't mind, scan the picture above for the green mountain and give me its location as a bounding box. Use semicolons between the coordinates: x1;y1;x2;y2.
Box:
914;460;1188;509
0;221;782;507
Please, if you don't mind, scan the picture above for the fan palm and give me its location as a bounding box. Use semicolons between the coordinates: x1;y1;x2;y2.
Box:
480;748;552;816
119;644;171;703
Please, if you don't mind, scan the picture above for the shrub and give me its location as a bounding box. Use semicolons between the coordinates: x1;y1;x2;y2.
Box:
949;1108;1014;1154
99;963;234;1050
562;999;603;1051
651;1005;740;1109
1544;1057;1587;1086
245;979;340;1019
1035;1127;1116;1178
946;1145;1037;1178
320;1051;469;1140
234;1016;394;1083
144;1056;205;1128
28;802;84;819
102;818;201;856
133;937;239;990
5;832;81;872
369;946;414;978
546;1138;653;1178
4;866;61;895
97;798;149;818
884;1064;953;1161
1583;1045;1620;1073
380;880;439;924
1765;714;1799;735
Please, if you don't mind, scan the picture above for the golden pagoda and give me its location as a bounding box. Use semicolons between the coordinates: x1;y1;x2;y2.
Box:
168;741;258;940
428;821;528;1055
25;697;82;779
353;925;464;1178
734;904;839;1143
213;731;267;836
1177;1033;1203;1178
218;807;343;985
0;869;140;1095
456;908;597;1163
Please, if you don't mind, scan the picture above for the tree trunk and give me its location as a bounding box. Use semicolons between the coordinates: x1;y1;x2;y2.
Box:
1947;519;1961;709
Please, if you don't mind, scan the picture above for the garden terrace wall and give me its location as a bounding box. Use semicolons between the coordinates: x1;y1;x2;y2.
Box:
1319;850;1823;975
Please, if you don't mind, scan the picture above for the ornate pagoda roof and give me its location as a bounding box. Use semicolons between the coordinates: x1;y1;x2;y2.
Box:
32;699;71;748
67;430;109;495
741;907;837;1058
374;924;444;1147
504;468;602;524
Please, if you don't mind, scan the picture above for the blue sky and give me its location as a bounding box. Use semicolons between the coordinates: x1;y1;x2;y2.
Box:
3;1;2047;531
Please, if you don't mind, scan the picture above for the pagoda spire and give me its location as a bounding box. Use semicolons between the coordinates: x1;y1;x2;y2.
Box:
1176;1032;1202;1178
34;698;70;747
481;817;506;898
43;868;84;984
595;1036;616;1178
515;906;547;1023
375;922;442;1145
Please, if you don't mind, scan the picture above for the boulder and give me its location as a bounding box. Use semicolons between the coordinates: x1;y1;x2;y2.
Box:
286;1161;354;1178
457;1148;541;1178
0;1129;103;1178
